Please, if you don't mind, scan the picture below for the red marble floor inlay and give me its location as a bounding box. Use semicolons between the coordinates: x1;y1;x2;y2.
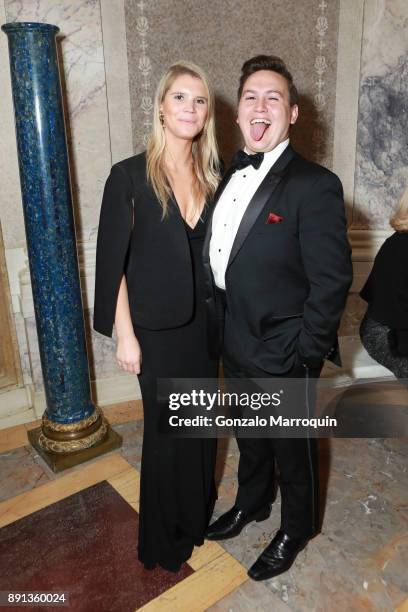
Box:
0;481;194;611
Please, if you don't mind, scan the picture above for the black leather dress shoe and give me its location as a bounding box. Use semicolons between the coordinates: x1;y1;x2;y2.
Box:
248;530;309;580
205;504;271;541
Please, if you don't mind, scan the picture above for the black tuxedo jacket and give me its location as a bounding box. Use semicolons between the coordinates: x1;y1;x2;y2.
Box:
203;145;353;374
93;152;194;337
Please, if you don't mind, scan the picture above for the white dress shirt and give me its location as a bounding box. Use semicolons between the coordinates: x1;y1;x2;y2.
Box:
210;139;290;289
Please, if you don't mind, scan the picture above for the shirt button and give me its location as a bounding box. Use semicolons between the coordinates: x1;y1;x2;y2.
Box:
233;198;236;202
218;249;221;252
243;175;246;178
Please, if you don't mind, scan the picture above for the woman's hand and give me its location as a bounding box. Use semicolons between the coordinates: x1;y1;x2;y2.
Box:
116;334;142;374
114;276;141;374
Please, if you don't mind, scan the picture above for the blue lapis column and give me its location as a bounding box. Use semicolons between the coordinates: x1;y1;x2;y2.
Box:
2;22;119;466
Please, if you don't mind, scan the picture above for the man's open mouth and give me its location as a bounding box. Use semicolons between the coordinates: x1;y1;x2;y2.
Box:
250;118;271;141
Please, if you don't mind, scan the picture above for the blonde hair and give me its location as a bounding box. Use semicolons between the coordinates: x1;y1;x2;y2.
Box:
146;61;220;218
390;186;408;232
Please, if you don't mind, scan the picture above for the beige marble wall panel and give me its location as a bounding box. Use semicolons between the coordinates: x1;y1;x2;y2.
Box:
4;0;111;241
125;0;340;168
25;316;43;392
353;0;408;229
332;0;364;219
0;0;24;249
100;0;133;165
13;312;32;386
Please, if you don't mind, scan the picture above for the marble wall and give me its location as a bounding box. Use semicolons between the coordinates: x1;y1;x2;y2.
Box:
353;0;408;229
125;0;340;168
338;0;408;340
2;0;111;245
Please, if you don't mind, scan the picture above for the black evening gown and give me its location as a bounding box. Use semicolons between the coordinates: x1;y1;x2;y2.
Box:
134;208;218;572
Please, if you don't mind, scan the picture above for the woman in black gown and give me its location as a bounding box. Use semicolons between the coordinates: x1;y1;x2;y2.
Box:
93;62;221;571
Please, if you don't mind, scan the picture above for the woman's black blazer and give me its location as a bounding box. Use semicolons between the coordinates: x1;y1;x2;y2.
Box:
360;231;408;329
93;152;194;337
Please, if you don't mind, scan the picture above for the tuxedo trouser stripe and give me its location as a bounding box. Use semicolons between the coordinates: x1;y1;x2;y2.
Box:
305;367;316;535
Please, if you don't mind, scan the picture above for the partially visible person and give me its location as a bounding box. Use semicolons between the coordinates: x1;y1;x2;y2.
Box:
360;187;408;382
94;61;221;572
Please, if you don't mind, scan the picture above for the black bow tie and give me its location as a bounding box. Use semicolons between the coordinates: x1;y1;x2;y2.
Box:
231;150;264;172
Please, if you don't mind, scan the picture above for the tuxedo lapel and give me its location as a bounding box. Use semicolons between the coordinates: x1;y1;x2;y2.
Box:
226;144;296;270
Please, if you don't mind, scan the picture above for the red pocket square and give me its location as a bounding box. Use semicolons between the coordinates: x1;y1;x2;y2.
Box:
266;212;284;224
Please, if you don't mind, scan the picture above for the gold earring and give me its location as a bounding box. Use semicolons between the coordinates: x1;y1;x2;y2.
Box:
159;111;164;126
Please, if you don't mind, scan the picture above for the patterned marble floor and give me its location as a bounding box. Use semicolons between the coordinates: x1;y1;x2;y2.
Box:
1;479;194;610
0;387;407;611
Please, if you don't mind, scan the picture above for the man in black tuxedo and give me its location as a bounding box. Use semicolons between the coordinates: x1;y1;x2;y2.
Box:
203;55;352;580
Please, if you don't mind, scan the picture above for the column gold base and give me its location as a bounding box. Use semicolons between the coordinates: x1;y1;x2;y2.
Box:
27;425;122;473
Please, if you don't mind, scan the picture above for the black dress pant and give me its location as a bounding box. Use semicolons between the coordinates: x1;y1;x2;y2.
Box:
216;288;321;539
223;357;321;539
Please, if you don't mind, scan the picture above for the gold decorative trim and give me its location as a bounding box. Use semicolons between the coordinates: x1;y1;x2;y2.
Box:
313;0;329;163
42;406;101;433
38;418;108;453
136;0;153;146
